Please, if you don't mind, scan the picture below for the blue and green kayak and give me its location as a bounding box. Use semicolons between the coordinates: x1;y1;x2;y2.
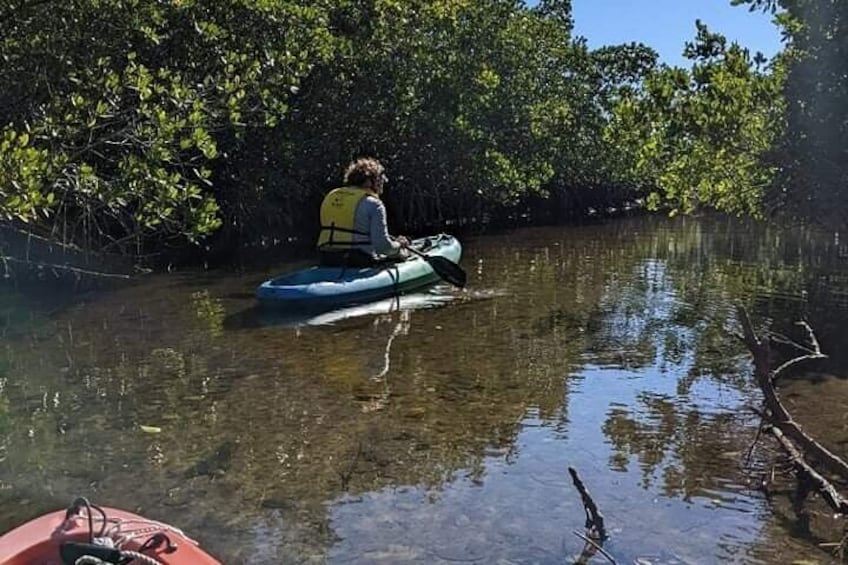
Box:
255;234;462;310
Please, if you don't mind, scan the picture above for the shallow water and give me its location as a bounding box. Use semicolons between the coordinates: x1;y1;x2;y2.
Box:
1;214;847;564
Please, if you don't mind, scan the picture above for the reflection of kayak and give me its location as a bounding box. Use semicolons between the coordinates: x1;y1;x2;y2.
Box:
257;289;460;327
0;498;220;564
255;234;462;310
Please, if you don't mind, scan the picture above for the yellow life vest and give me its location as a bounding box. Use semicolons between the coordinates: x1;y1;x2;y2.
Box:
316;186;375;250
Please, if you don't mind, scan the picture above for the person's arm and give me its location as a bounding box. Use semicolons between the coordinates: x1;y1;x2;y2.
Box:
367;198;402;256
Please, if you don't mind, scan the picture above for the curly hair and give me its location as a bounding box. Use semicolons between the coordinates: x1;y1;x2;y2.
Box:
343;157;385;187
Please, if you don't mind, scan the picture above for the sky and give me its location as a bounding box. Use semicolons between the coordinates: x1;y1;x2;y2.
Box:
529;0;785;68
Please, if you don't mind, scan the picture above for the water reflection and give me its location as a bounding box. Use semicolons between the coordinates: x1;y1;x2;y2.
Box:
225;286;467;330
0;215;847;563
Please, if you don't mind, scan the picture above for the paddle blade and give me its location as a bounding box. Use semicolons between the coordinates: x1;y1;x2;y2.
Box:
425;255;467;288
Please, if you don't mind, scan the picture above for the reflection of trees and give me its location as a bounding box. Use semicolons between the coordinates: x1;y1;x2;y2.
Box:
603;391;749;499
0;280;583;560
1;215;847;561
590;215;848;511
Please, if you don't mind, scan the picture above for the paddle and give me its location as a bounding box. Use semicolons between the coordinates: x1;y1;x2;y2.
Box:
405;245;467;288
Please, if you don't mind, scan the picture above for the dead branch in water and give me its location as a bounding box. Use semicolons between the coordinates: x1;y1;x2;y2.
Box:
737;307;848;482
765;418;848;515
568;466;608;541
737;306;848;558
769;322;827;383
1;255;133;280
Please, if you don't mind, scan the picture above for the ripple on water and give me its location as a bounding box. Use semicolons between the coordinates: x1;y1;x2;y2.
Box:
2;215;847;564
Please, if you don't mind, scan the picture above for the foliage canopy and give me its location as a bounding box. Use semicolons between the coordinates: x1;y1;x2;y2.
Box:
0;0;843;264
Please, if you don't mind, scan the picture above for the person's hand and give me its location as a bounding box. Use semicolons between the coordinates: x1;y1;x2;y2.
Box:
395;236;410;248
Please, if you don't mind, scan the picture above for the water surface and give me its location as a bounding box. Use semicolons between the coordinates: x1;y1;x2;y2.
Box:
2;215;847;564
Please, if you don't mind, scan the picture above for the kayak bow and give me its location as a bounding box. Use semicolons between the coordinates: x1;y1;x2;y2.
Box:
0;497;220;565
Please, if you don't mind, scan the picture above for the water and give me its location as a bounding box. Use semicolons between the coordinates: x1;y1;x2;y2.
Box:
1;214;847;564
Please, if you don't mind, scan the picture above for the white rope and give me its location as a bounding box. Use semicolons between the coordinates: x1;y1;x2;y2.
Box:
102;517;196;544
77;511;198;547
69;509;195;564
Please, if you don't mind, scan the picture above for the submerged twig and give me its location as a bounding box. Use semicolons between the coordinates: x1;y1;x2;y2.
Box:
744;416;765;467
338;442;363;490
572;530;616;565
834;525;848;560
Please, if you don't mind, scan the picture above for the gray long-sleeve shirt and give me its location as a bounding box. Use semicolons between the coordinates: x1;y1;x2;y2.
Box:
351;195;401;257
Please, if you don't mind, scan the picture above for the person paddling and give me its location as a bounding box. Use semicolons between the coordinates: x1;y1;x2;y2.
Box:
317;157;409;267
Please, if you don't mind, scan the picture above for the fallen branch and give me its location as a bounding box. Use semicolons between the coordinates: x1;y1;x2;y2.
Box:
1;255;133;280
568;466;607;541
738;306;848;558
769;425;848;515
771;321;827;384
737;306;848;482
751;406;848;516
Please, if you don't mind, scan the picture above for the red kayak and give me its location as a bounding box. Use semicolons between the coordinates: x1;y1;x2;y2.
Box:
0;498;220;564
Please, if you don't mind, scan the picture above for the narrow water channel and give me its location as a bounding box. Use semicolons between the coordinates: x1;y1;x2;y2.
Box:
2;214;847;563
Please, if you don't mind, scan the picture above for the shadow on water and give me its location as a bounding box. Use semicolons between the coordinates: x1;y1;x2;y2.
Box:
1;214;847;563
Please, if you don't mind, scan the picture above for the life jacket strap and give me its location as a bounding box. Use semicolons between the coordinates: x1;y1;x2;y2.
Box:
318;223;372;249
319;225;371;236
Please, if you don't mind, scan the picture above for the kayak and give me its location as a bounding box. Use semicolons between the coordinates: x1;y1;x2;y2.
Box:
255;233;462;310
0;497;220;564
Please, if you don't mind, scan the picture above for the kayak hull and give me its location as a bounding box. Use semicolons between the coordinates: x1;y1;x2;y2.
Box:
255;233;462;310
0;505;220;565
